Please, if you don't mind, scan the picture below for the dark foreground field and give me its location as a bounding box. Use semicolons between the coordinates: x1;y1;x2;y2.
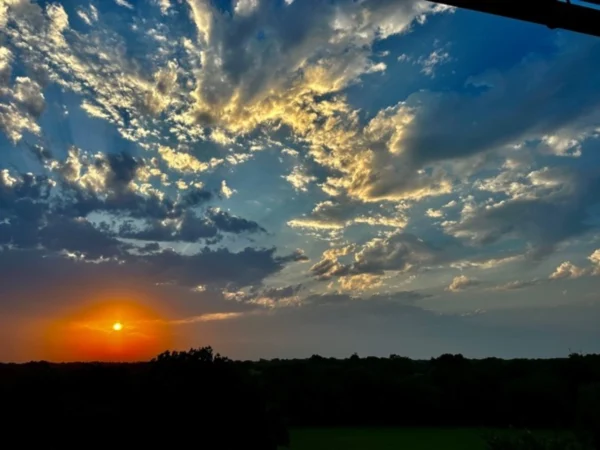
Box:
288;428;571;450
289;428;487;449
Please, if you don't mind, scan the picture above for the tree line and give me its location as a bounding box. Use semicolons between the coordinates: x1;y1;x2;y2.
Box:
1;349;599;449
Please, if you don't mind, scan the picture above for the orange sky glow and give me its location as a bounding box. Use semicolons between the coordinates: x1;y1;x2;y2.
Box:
42;299;174;362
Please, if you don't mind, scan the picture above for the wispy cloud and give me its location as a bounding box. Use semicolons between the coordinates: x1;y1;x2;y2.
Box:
167;312;246;325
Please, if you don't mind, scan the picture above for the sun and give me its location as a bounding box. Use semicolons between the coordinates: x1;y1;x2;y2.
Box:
45;299;173;362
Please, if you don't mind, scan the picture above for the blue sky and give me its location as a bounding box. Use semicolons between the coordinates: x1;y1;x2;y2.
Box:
2;0;600;361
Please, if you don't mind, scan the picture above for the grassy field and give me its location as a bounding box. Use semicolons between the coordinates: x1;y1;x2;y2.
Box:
288;427;505;450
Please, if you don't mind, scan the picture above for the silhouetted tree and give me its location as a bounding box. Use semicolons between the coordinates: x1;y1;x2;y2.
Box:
3;350;600;449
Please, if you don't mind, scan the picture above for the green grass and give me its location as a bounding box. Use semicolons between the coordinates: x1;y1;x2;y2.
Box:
287;427;509;450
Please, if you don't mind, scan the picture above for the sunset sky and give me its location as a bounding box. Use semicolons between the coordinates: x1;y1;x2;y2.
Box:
2;0;600;362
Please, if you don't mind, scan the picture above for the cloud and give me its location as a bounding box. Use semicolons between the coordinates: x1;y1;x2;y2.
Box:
169;312;245;325
446;275;480;292
180;0;442;134
1;0;451;209
549;261;587;280
426;208;443;218
39;216;127;260
155;0;171;15
281;34;600;212
16;148;262;245
288;200;407;231
208;208;265;234
76;5;98;26
304;290;429;311
118;212;218;243
14;0;597;209
283;166;316;192
395;37;600;167
352;232;438;274
3;242;303;293
0;144;274;298
288;201;356;230
445;166;600;257
588;250;600;275
246;284;304;308
338;273;382;291
0;74;44;142
182;283;305;311
487;247;600;292
0;247;291;325
310;232;438;281
1;0;194;147
114;0;134;9
450;254;524;271
220;180;236;199
158;146;222;174
418;48;451;77
309;244;356;280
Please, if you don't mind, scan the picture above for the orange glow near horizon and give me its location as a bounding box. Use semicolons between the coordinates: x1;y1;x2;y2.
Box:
44;300;173;362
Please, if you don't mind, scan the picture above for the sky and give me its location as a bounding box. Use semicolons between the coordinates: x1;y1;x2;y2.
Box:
2;0;600;362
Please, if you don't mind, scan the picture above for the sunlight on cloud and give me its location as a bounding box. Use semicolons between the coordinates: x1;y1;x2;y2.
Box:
158;145;222;173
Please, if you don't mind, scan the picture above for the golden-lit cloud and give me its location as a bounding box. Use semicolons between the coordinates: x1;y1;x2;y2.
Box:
158;145;222;173
338;273;383;292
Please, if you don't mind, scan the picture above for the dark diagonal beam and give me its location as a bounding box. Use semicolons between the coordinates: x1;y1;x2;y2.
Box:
430;1;600;38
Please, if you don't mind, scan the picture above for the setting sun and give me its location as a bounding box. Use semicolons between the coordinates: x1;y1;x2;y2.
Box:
44;299;172;362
